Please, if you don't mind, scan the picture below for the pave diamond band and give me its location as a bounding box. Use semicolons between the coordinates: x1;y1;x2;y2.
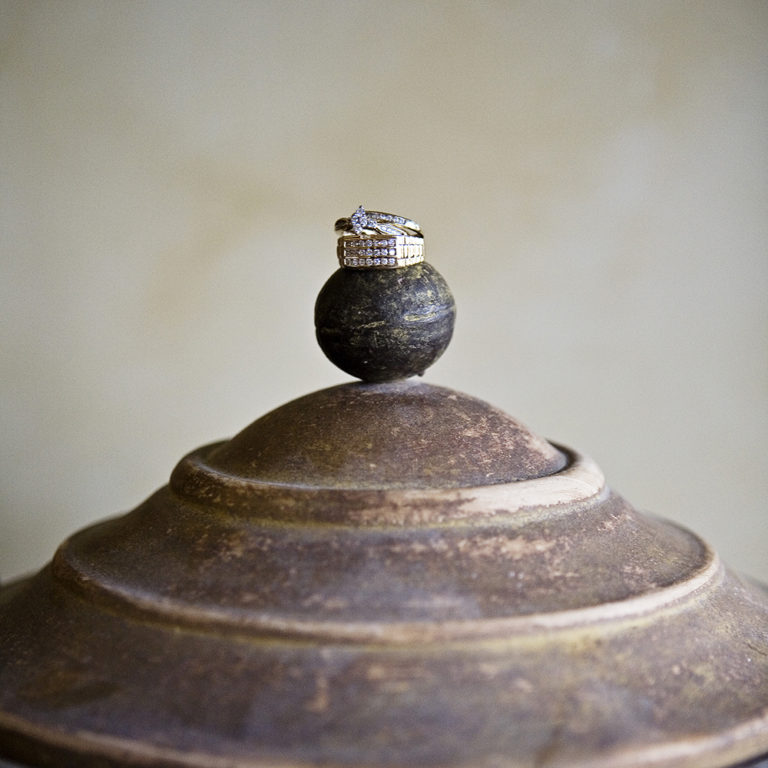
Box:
337;235;424;269
335;206;422;238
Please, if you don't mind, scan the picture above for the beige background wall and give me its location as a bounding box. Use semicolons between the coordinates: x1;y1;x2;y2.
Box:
2;1;766;582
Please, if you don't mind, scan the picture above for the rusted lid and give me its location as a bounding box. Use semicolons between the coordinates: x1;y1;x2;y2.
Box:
1;212;767;768
1;378;767;767
198;380;567;489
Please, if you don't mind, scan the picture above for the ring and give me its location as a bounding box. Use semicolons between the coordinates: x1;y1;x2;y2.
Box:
337;234;424;269
334;206;422;237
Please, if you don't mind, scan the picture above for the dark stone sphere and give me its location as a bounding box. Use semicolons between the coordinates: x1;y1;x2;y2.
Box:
314;263;456;382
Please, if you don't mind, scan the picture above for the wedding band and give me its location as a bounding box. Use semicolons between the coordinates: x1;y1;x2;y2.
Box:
337;234;424;269
334;206;422;238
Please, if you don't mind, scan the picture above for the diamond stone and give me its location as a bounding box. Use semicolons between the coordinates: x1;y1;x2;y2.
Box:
350;205;368;235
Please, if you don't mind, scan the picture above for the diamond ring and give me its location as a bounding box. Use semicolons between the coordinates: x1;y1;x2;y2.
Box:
337;234;424;269
334;206;422;238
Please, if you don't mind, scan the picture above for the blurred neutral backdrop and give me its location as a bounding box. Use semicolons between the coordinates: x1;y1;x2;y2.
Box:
2;1;766;582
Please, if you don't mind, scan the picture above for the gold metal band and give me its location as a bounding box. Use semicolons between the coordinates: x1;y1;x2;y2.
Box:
337;235;424;269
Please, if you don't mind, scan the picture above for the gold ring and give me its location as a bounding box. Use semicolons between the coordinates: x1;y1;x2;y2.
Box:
337;234;424;269
334;206;422;238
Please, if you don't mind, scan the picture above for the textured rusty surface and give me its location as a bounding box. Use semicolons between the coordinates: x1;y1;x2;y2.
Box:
1;381;767;767
200;380;566;489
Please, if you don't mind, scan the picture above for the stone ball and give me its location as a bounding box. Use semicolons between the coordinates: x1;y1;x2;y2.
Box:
314;263;456;382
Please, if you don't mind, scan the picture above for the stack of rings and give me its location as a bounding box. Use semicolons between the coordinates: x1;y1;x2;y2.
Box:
335;206;424;269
